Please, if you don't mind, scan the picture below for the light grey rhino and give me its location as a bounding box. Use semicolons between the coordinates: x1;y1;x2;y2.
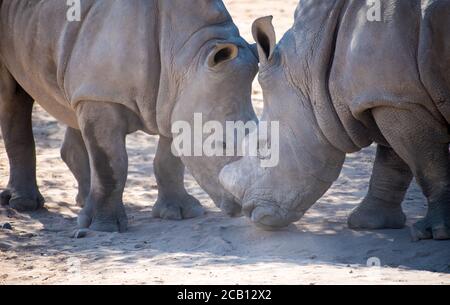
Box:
220;0;450;240
0;0;258;232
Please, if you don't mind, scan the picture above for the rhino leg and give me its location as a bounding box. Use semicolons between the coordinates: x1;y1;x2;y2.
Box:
61;127;90;207
373;106;450;241
76;102;128;233
348;145;412;230
0;65;44;211
152;136;205;220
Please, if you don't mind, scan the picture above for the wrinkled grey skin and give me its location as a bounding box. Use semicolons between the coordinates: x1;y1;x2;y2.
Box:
220;0;450;240
0;0;257;232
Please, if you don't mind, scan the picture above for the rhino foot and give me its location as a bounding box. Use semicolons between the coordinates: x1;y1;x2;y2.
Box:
411;203;450;241
152;194;205;220
0;189;45;212
77;203;128;233
348;197;406;230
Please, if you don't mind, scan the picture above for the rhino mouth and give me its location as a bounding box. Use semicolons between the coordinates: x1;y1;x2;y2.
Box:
240;194;302;230
219;160;308;229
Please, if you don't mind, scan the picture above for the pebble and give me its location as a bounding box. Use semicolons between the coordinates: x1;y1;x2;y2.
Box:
21;233;36;238
1;223;12;230
0;242;12;252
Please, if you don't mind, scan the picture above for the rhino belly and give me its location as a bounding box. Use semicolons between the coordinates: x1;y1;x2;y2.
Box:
0;0;79;128
1;53;79;129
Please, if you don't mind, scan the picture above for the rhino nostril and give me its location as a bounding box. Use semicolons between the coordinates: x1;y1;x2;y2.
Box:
250;206;290;230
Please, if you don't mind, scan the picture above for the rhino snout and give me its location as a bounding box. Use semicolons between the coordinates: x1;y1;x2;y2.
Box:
251;206;293;230
219;158;299;229
242;197;300;230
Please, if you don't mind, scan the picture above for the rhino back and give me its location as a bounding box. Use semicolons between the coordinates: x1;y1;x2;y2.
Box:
330;0;450;147
0;0;161;132
0;0;80;127
287;0;449;153
1;0;241;134
65;0;160;133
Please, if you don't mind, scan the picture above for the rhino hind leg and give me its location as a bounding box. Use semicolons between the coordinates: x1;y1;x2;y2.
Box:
76;102;128;233
61;127;90;207
152;136;205;220
348;145;412;230
373;106;450;241
0;64;44;211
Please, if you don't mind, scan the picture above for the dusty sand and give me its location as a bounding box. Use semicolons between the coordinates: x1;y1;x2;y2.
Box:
0;0;449;285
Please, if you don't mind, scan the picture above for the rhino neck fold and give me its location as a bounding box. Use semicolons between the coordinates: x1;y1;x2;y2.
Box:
289;0;363;154
282;99;346;185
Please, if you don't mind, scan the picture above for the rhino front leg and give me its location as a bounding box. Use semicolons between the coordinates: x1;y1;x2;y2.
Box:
76;102;128;232
348;145;412;230
373;106;450;240
61;127;90;207
0;66;44;211
152;136;205;220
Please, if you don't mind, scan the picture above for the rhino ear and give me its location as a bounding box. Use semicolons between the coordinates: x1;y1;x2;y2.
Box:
207;43;239;68
252;16;276;64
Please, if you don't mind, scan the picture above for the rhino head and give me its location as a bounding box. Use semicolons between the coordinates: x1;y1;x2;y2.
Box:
172;41;258;216
219;16;346;229
157;0;258;216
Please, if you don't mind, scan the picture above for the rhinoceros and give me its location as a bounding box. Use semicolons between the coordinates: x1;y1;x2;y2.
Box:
0;0;258;232
220;0;450;240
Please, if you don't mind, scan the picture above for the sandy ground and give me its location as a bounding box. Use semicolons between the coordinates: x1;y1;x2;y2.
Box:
1;0;449;285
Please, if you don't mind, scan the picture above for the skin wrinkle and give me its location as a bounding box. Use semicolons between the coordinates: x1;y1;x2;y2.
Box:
312;1;358;153
83;121;117;196
416;4;445;120
243;196;290;219
165;26;247;135
61;2;95;106
137;0;161;134
177;20;233;56
267;39;344;174
285;1;356;154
